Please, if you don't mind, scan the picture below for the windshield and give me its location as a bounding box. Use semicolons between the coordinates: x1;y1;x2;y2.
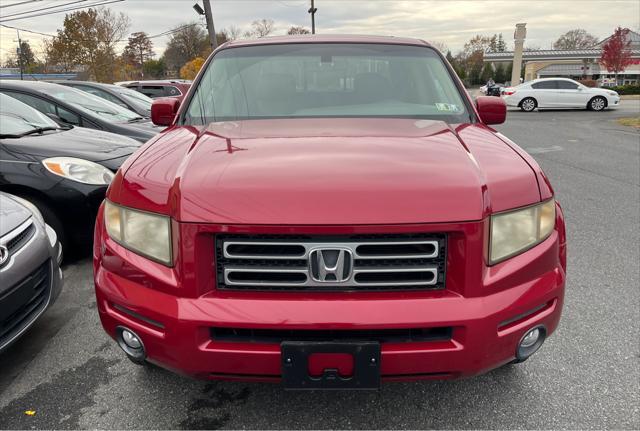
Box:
39;84;141;122
184;43;470;124
0;93;60;136
115;87;153;112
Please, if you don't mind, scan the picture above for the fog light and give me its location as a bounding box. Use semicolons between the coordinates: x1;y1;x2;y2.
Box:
116;326;146;364
122;329;142;349
516;325;546;361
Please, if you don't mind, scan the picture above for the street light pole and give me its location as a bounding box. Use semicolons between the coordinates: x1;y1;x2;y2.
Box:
16;29;23;80
308;0;317;34
203;0;217;50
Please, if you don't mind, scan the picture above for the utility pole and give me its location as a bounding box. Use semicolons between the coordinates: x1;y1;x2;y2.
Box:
203;0;217;50
308;0;317;34
16;29;23;80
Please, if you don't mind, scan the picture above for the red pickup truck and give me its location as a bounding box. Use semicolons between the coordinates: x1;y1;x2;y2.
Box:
94;35;566;389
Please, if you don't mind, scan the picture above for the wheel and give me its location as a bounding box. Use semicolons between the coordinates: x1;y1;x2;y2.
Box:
520;97;537;112
16;195;67;252
588;96;607;111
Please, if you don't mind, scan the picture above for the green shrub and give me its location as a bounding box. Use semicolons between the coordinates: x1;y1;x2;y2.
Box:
610;84;640;95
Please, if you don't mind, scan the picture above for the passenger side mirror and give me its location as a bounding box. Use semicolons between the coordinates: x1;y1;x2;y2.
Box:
475;96;506;125
151;98;180;126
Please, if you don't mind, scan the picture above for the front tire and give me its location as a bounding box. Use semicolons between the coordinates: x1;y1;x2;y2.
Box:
588;96;607;111
16;195;67;250
520;97;537;112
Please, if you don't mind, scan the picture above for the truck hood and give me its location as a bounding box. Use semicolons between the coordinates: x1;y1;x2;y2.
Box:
117;118;541;224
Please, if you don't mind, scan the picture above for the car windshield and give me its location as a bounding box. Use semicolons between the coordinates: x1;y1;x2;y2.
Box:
39;84;142;122
0;93;60;136
115;87;153;112
183;43;471;124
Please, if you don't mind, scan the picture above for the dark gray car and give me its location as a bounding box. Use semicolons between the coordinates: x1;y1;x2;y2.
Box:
0;80;160;143
0;192;63;353
52;81;153;118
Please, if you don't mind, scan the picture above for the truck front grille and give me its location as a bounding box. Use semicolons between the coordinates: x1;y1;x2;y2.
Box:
215;234;446;291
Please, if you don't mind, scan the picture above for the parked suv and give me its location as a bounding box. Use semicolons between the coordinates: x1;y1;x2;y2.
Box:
94;36;566;389
115;80;191;101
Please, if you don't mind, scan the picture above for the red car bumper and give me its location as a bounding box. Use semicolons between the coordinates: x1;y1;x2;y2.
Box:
93;203;566;382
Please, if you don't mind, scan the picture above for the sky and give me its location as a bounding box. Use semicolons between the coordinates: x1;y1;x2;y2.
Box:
1;0;639;63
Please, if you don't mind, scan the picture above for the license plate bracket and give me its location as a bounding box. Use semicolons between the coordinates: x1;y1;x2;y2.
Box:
281;341;380;390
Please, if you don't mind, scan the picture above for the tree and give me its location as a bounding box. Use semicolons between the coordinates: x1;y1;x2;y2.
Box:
429;41;448;53
600;27;633;85
143;59;166;79
553;29;598;50
494;63;506;83
123;32;154;77
162;23;208;72
224;25;242;41
180;57;205;80
246;19;274;38
287;26;310;35
46;7;130;82
480;62;494;83
496;33;507;52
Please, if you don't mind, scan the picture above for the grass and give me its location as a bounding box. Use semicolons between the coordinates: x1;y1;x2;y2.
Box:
616;117;640;128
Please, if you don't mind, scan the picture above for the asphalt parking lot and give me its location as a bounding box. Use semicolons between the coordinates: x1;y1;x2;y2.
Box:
0;101;638;430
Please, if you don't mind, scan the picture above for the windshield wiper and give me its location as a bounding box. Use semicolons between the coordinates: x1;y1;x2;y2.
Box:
127;116;146;123
20;126;60;136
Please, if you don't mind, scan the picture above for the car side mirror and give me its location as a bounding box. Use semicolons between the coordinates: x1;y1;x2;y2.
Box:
475;96;506;125
151;98;180;126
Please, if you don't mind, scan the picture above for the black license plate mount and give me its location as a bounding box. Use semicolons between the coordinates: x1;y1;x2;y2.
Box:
281;341;380;390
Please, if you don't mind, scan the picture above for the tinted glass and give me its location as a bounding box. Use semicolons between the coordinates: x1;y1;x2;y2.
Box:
37;84;141;122
531;81;557;89
556;80;579;90
4;91;58;116
184;43;470;124
0;93;59;135
139;86;166;98
165;86;182;96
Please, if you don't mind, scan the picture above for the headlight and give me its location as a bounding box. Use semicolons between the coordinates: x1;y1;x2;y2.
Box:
9;195;45;225
104;200;172;265
490;199;556;264
606;91;618;96
42;157;114;185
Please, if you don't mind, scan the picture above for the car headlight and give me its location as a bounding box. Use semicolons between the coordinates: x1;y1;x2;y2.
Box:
42;157;114;185
104;200;173;265
490;198;556;265
607;91;618;96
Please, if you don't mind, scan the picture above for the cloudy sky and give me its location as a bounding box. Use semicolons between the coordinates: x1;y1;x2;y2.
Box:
1;0;639;62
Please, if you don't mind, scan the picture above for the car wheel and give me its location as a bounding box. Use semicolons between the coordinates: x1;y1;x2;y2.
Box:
589;96;607;111
18;195;67;252
520;97;537;112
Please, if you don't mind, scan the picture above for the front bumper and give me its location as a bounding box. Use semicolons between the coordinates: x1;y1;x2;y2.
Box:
0;218;63;352
94;204;566;382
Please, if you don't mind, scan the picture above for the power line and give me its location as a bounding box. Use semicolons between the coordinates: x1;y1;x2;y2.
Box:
0;0;123;23
0;0;87;20
0;23;55;37
0;0;42;9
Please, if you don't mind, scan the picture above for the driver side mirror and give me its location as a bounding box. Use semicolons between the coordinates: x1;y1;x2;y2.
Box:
151;98;180;126
475;96;506;125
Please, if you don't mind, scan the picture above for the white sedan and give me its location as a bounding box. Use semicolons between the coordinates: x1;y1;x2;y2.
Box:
502;78;620;112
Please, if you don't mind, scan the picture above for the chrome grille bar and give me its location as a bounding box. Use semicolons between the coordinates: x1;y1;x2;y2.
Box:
218;237;444;290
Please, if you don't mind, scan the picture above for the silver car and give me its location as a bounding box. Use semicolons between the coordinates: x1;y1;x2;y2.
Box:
0;192;63;352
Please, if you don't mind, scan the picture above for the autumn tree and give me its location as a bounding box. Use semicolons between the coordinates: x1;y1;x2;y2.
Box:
180;57;205;80
600;27;633;85
123;32;155;77
162;23;208;72
143;59;166;79
47;7;130;82
553;29;598;50
287;26;310;35
224;25;242;40
245;19;274;38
